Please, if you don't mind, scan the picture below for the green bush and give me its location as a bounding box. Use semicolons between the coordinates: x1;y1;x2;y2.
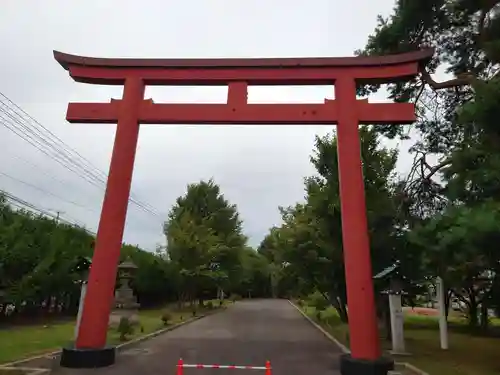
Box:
206;301;214;309
325;312;341;326
322;309;342;326
117;316;134;341
307;291;329;311
161;309;173;326
316;310;322;321
229;294;242;301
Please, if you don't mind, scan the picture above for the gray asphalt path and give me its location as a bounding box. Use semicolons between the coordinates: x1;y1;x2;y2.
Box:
58;299;342;375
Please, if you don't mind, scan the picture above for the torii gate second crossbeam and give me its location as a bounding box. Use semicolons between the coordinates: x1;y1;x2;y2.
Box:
54;48;433;375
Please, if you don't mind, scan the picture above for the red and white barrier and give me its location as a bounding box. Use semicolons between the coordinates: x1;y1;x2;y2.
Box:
177;358;272;375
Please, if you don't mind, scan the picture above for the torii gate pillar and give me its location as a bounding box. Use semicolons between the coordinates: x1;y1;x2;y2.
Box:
54;49;433;374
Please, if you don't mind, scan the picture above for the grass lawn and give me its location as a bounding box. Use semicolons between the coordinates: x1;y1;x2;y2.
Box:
0;300;228;365
300;305;500;375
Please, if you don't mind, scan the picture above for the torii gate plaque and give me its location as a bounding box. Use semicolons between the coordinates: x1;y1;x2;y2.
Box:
54;49;433;374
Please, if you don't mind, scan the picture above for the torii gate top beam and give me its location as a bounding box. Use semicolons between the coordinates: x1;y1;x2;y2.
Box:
53;49;433;126
53;49;433;86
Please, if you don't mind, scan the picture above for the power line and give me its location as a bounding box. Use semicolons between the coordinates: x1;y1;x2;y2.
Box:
0;100;160;217
0;168;153;234
0;188;97;236
0;103;107;190
0;171;97;214
0;91;162;218
9;154;78;189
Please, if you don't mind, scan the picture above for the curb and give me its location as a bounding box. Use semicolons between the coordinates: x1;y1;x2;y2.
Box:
401;362;430;375
116;307;226;351
287;300;430;375
0;367;50;375
0;351;61;369
287;300;350;354
0;306;228;368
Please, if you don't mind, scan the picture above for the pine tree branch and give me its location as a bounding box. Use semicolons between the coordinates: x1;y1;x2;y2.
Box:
419;67;476;90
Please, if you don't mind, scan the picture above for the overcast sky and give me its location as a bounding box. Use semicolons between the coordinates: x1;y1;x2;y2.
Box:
0;0;422;251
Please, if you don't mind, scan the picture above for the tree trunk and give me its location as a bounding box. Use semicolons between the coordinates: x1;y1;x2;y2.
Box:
480;300;489;332
384;306;392;341
376;294;391;341
429;283;435;308
468;298;479;327
338;300;348;323
327;294;348;323
445;289;453;319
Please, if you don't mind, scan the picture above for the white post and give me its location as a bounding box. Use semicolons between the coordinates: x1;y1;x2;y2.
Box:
436;276;449;349
74;281;87;341
388;293;406;354
217;287;225;301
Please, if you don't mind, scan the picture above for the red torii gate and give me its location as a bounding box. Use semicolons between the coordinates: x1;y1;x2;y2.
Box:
54;49;433;374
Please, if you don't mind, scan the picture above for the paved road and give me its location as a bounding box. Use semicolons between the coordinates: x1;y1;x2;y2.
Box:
58;299;342;375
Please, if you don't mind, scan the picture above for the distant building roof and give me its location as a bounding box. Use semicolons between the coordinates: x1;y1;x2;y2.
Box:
373;263;400;279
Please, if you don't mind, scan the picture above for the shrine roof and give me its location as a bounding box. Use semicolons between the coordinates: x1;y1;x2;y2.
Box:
373;263;400;280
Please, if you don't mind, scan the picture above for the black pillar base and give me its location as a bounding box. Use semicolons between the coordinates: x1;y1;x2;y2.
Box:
60;345;116;368
340;354;394;375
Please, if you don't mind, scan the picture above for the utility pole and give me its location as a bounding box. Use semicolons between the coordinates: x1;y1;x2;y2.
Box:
47;208;65;223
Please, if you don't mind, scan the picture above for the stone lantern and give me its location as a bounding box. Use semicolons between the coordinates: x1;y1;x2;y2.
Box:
108;258;140;327
74;256;92;282
117;259;138;290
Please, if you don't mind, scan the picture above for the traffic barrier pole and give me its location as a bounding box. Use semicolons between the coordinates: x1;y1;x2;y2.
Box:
177;359;271;373
177;358;184;375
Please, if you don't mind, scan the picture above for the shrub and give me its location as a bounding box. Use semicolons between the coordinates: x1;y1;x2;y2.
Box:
322;309;342;326
206;301;214;309
161;310;173;326
316;309;323;321
117;316;134;341
307;291;329;312
229;294;242;302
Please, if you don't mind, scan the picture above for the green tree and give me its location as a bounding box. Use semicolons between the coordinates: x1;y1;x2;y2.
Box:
357;0;499;214
0;194;176;322
410;202;500;327
166;211;219;303
359;0;500;327
164;179;248;303
259;127;414;323
235;247;272;298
